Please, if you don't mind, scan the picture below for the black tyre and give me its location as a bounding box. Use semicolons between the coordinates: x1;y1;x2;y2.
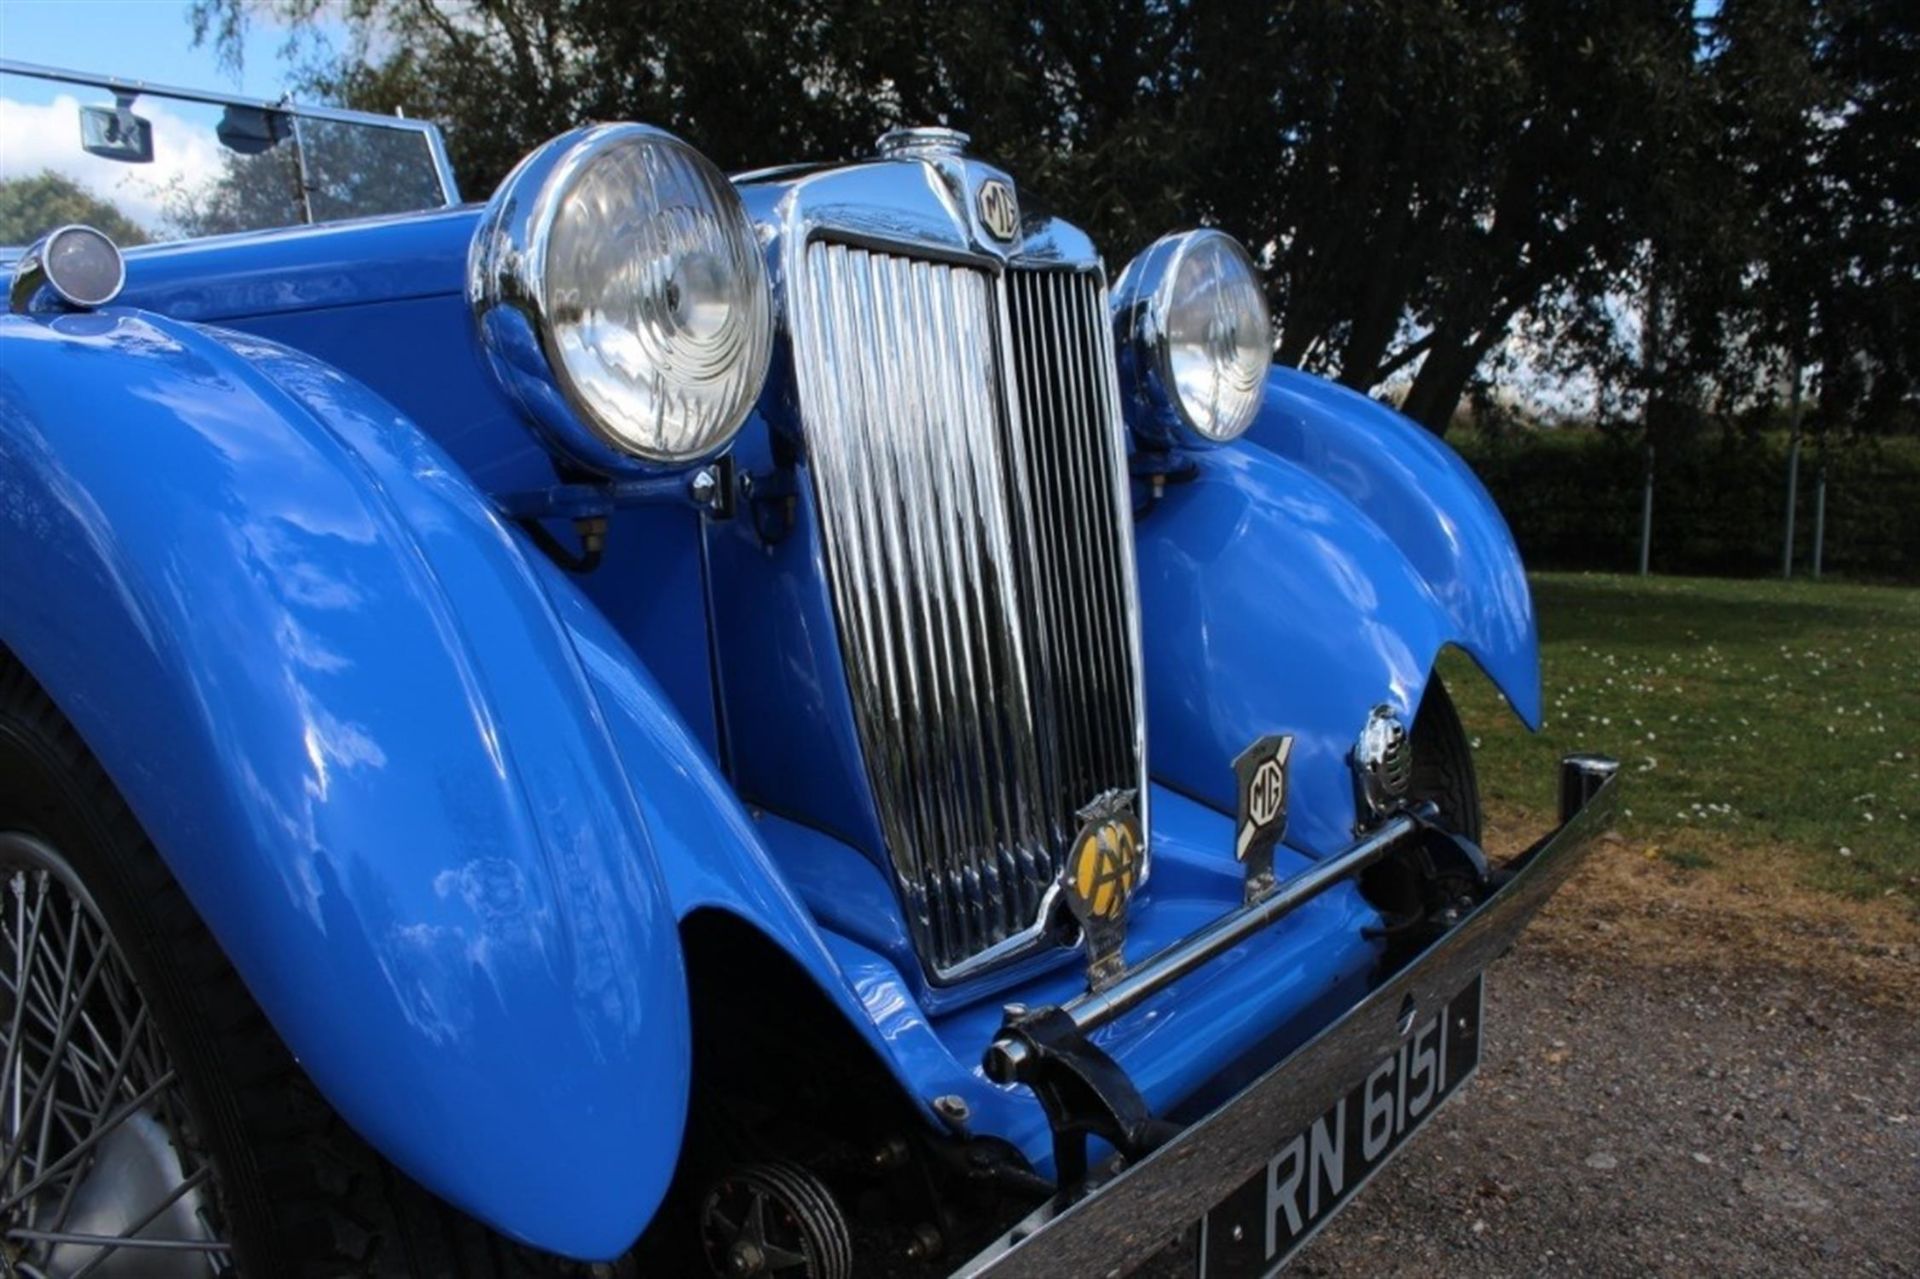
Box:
0;652;569;1278
1408;674;1482;844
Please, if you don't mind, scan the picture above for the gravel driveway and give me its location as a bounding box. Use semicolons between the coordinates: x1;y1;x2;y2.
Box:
1136;875;1919;1278
1288;947;1916;1277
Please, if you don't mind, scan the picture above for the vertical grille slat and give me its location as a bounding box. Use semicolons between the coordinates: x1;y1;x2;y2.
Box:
1053;275;1112;792
795;243;1145;980
1006;272;1072;840
925;265;1030;924
1067;278;1137;787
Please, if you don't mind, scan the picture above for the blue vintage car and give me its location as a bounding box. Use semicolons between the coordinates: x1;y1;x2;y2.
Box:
0;61;1617;1279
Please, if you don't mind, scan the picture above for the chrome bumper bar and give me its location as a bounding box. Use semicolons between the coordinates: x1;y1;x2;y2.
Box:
985;804;1437;1084
955;754;1621;1278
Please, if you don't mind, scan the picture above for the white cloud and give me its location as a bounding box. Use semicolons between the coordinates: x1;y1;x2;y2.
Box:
1;91;227;235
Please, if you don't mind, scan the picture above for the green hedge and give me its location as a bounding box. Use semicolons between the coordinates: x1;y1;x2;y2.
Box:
1449;429;1920;583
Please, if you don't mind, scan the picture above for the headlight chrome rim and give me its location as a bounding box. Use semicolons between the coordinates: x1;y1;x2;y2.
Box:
1111;228;1271;448
469;122;772;473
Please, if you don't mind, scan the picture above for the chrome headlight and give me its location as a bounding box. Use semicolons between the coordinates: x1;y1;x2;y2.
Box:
1111;229;1271;447
470;123;772;472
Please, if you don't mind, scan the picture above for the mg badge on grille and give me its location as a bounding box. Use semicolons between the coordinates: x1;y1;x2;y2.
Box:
977;178;1019;242
1234;734;1294;903
1060;790;1142;992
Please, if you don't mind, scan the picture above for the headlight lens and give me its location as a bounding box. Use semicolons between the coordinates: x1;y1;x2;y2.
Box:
471;123;771;471
1111;229;1271;446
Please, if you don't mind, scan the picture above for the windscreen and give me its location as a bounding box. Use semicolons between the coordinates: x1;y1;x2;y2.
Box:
0;67;452;249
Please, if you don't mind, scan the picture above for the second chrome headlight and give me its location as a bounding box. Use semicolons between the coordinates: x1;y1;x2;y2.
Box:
1112;229;1271;447
470;122;772;472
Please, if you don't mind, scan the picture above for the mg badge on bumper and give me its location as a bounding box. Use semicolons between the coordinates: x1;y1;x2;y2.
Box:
1234;734;1294;903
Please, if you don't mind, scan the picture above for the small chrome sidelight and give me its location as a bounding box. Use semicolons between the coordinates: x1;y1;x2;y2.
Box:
9;224;125;314
1351;704;1413;829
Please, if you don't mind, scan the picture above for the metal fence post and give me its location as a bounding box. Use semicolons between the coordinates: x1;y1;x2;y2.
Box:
1639;280;1660;578
1781;355;1804;580
1812;466;1827;580
1782;430;1800;579
1638;442;1654;577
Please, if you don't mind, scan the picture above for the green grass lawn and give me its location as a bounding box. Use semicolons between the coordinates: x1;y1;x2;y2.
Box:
1440;572;1919;908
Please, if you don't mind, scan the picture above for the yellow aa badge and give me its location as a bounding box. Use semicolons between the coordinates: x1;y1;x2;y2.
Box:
1060;791;1144;991
1068;812;1142;921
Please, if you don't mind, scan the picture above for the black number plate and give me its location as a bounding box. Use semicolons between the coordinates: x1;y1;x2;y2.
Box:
1195;974;1484;1277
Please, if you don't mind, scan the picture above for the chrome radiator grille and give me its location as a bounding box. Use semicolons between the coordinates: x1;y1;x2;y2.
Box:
792;241;1146;980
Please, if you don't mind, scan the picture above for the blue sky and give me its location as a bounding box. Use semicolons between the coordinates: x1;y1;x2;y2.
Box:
0;0;334;98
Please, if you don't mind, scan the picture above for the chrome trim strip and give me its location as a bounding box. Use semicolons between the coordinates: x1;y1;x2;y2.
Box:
987;806;1433;1083
954;760;1622;1277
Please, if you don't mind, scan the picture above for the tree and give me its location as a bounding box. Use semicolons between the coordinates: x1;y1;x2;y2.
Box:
191;0;1914;437
0;171;150;247
161;145;306;240
1538;0;1919;440
1755;0;1918;437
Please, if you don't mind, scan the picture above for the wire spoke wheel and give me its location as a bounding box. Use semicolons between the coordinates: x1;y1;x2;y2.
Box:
0;832;231;1279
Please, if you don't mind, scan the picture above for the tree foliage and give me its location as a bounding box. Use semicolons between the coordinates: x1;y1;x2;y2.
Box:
192;0;1915;437
1713;0;1919;437
0;171;150;247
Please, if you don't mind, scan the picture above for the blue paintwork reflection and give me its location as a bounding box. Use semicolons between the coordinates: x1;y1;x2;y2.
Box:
0;311;688;1260
1137;443;1446;853
703;417;890;855
512;538;1390;1181
773;787;1382;1175
1137;369;1539;855
1249;366;1540;729
113;207;479;323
